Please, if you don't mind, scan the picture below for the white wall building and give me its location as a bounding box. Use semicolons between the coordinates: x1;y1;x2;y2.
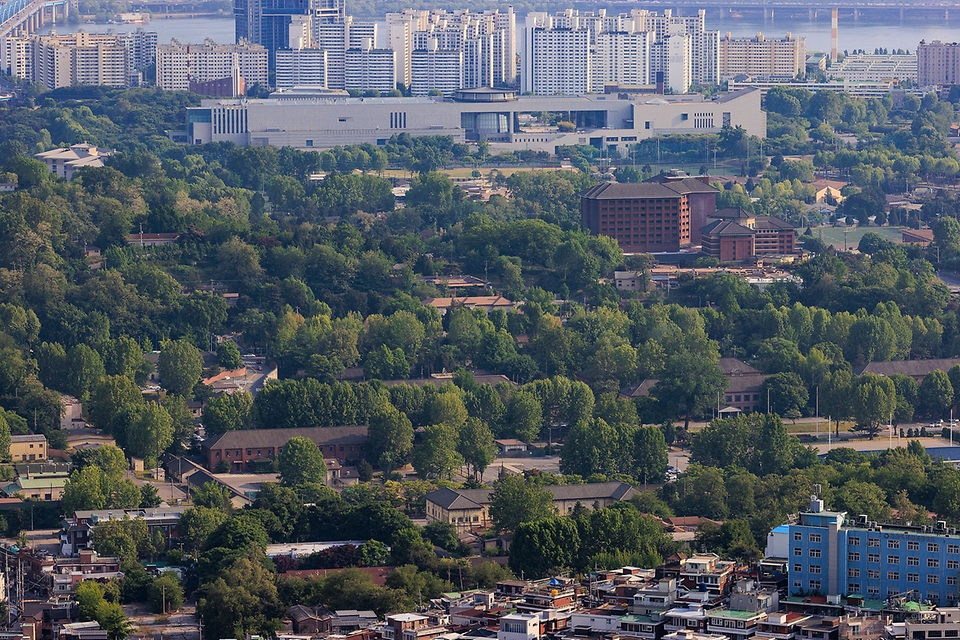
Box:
498;613;540;640
0;36;33;80
344;40;396;93
665;29;692;93
181;86;765;153
411;41;463;96
522;22;591;95
275;48;327;88
593;30;652;91
719;32;806;80
828;52;917;83
155;39;268;92
7;32;134;90
117;28;158;70
314;17;376;90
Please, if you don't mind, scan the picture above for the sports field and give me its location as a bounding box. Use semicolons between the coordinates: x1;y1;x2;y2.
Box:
812;226;905;250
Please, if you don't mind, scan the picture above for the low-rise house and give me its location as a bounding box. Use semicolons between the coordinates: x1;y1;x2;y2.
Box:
285;605;334;635
754;612;811;640
125;232;180;247
382;613;448;640
854;357;960;381
662;606;710;635
11;434;47;461
60;506;189;556
422;296;518;315
729;579;779;614
59;621;107;640
632;578;678;616
425;481;634;532
495;439;528;455
202;425;368;471
706;608;767;640
60;395;85;430
34;144;113;180
51;551;122;595
659;553;738;597
497;613;540;640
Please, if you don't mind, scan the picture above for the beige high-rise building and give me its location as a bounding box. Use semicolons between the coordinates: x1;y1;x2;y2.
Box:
344;38;396;93
718;32;806;80
3;32;133;89
156;39;268;93
917;40;960;87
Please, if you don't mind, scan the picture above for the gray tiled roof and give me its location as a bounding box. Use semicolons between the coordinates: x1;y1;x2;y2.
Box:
204;425;368;451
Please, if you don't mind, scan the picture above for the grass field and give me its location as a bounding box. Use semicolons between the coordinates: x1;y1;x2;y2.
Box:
813;226;904;250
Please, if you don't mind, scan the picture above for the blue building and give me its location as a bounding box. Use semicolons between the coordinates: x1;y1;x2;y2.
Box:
771;496;960;606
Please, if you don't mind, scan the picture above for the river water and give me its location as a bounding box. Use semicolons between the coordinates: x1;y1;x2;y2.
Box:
37;12;960;56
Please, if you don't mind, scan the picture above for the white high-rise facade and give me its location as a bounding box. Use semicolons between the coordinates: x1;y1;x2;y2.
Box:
519;8;718;96
593;30;651;92
521;13;592;95
631;9;718;87
315;17;376;89
345;39;397;93
665;28;692;93
11;32;134;90
275;48;327;88
156;39;268;92
411;39;463;96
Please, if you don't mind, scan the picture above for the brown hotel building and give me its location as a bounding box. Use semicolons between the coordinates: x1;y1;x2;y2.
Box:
580;177;718;253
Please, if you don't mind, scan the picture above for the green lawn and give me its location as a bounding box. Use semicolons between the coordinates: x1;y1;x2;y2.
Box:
812;226;905;250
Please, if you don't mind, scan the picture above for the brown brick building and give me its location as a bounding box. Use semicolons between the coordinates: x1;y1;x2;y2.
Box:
201;425;367;472
580;175;718;253
700;207;796;262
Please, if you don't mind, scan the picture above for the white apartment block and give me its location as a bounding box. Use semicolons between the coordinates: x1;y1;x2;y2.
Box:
117;29;157;70
344;41;396;93
275;48;327;88
593;30;651;92
156;39;267;92
27;32;132;90
632;9;718;86
0;36;33;80
386;12;416;88
387;8;515;91
666;30;692;93
829;53;917;83
411;42;463;96
718;32;806;80
314;18;376;90
522;22;591;95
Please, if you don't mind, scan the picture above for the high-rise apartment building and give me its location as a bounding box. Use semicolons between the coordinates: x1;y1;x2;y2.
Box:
519;9;717;96
8;32;134;90
411;40;462;96
521;16;591;96
275;47;326;88
117;28;158;70
593;30;651;91
345;39;396;93
387;8;515;93
156;39;268;94
0;36;33;79
315;17;376;89
234;0;343;68
631;9;718;87
918;40;960;87
718;32;805;80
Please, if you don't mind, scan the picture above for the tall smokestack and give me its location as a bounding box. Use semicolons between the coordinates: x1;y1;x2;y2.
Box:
831;7;838;62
